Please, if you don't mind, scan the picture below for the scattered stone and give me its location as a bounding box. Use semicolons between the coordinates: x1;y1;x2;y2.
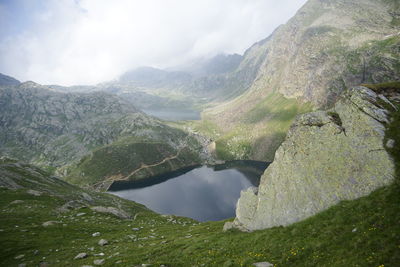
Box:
222;221;234;232
132;228;140;231
42;221;59;227
253;262;273;267
93;259;105;265
94;253;105;256
18;264;26;267
82;265;94;267
77;212;86;217
74;253;88;260
10;200;24;205
352;228;357;232
92;232;101;237
33;250;39;255
90;206;131;219
14;254;24;260
88;247;94;251
27;189;42;196
58;200;86;213
386;139;395;149
98;239;109;246
81;192;93;202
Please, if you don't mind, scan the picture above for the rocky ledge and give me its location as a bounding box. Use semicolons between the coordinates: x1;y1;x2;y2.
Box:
225;86;397;231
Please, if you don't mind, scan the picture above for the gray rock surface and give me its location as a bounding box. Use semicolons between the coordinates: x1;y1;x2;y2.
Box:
253;262;273;267
90;206;131;219
232;86;395;231
93;259;105;265
74;253;88;260
42;221;60;227
98;239;108;246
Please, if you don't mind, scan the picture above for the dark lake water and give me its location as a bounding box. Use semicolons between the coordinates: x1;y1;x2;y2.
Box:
108;161;269;222
142;108;201;121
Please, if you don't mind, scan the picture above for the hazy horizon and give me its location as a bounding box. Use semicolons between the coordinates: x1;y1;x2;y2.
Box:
0;0;308;86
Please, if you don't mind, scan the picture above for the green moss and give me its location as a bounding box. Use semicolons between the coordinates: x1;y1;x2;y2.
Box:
361;81;400;93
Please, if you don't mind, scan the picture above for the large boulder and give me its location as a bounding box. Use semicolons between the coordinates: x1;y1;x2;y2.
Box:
231;86;395;231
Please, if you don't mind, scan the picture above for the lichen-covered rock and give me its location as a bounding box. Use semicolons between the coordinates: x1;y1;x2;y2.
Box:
233;86;395;231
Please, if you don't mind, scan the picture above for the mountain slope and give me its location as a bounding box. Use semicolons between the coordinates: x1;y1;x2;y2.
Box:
0;81;207;188
0;73;20;86
201;0;400;161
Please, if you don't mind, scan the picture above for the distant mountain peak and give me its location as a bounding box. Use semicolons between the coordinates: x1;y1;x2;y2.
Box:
0;73;20;86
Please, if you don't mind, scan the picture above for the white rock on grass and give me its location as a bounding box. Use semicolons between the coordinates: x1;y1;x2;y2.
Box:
253;262;273;267
10;200;24;204
98;239;108;246
92;232;100;237
74;253;88;260
42;221;59;227
27;189;42;196
93;259;105;265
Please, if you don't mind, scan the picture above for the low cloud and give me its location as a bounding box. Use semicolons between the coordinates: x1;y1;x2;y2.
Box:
0;0;307;85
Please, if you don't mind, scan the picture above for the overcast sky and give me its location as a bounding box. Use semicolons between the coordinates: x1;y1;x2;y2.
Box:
0;0;307;85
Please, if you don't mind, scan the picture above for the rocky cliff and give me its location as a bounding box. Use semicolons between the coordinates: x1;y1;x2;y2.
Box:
226;85;397;231
202;0;400;161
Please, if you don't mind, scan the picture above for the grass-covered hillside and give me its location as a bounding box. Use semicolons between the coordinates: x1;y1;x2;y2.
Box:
194;92;312;161
65;132;204;190
1;83;399;266
0;154;399;266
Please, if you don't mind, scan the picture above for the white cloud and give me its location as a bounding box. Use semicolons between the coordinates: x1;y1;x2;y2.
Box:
0;0;307;85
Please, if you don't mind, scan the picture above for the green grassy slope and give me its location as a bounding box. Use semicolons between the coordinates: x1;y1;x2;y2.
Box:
65;137;202;190
195;92;313;161
1;160;399;266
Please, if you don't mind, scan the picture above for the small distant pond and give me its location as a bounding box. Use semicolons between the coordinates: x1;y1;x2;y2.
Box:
142;108;201;121
108;161;269;222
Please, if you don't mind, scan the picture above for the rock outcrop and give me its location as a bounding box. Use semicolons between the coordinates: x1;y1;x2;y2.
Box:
230;86;396;231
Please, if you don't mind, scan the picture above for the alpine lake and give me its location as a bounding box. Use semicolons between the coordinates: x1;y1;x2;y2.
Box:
108;161;269;222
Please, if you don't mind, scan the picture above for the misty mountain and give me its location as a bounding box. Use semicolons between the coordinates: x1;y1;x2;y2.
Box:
0;73;20;86
119;66;192;88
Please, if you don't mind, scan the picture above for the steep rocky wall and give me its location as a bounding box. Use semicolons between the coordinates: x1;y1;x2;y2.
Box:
206;0;400;162
227;86;396;231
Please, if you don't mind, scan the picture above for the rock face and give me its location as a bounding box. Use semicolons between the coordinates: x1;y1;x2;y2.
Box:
231;86;396;231
206;0;400;161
